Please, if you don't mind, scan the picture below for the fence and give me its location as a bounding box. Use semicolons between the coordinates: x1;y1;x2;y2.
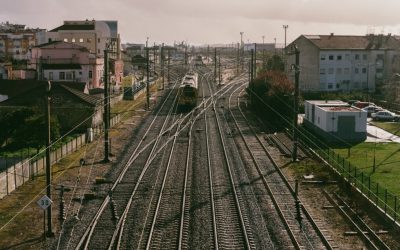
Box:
299;127;400;225
0;134;86;199
0;113;121;199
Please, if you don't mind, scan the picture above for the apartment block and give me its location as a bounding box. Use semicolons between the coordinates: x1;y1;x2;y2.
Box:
286;34;400;92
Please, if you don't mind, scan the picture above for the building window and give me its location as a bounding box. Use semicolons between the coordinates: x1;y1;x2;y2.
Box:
72;38;76;43
98;38;100;43
320;68;326;74
355;68;359;74
328;83;333;89
377;54;384;60
329;55;334;60
59;72;65;80
362;68;367;74
66;72;72;80
345;54;350;60
328;68;334;74
63;38;68;42
79;71;82;75
336;83;340;89
87;38;92;43
363;54;367;60
336;68;342;74
79;38;84;43
98;49;100;54
89;70;93;79
49;72;53;80
337;55;342;60
344;68;350;74
320;54;326;61
355;54;360;60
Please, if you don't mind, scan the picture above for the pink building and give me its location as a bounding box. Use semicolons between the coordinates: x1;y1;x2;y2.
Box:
30;41;104;88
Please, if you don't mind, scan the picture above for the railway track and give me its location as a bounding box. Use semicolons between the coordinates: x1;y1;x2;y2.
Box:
228;85;333;249
206;74;253;249
322;190;390;250
75;75;183;249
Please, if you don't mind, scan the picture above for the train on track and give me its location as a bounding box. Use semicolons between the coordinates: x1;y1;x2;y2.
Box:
177;71;198;110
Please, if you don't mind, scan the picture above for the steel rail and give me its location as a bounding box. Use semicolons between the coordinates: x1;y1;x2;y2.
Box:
210;76;252;249
232;87;333;250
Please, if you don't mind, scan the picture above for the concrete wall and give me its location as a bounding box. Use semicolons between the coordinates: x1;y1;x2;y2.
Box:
0;134;86;199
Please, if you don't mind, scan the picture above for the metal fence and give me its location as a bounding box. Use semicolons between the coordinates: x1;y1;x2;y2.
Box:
299;127;400;225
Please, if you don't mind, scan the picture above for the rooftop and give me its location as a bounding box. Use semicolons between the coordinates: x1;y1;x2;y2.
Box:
301;34;400;50
306;100;363;112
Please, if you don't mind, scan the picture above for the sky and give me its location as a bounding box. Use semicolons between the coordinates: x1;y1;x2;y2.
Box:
2;0;400;46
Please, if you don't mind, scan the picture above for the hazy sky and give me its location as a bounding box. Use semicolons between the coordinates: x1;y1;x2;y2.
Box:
2;0;400;46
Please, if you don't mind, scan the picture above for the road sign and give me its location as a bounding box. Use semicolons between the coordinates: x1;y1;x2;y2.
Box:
37;195;53;210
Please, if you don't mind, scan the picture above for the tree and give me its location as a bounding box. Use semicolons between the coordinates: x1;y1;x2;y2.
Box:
248;70;294;126
0;106;60;152
266;54;285;71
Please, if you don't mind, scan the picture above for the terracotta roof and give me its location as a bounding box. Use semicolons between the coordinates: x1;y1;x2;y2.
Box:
303;34;400;50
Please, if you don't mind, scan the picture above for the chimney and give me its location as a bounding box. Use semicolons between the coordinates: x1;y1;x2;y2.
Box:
330;33;334;37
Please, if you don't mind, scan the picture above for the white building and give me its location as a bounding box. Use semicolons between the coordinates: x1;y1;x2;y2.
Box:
46;20;120;59
286;34;400;92
304;100;367;143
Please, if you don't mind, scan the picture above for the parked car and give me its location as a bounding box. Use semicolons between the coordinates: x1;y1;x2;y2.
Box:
362;105;384;117
354;101;375;109
371;110;400;121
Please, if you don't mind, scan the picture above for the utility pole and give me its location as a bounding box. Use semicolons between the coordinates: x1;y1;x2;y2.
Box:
237;43;240;75
250;49;254;84
274;38;277;54
214;48;217;84
185;46;188;65
262;35;265;68
146;47;150;110
167;49;170;84
240;32;244;70
161;43;164;90
254;43;257;79
45;81;53;237
153;42;156;76
218;55;221;84
291;45;300;162
103;48;110;163
207;45;210;63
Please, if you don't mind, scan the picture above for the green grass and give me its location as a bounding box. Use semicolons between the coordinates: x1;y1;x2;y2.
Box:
370;121;400;136
334;142;400;197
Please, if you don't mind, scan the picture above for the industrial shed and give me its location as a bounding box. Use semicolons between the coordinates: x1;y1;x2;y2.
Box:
304;100;367;143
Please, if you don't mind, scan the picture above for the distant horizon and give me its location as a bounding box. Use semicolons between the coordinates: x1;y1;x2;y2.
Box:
2;0;400;46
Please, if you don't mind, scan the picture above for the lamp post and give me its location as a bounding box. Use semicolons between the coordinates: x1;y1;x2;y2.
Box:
45;81;53;237
283;25;289;51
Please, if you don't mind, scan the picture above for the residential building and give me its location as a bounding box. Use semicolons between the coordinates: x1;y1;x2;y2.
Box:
303;100;367;143
46;20;123;87
286;34;400;92
30;41;104;88
0;22;46;61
